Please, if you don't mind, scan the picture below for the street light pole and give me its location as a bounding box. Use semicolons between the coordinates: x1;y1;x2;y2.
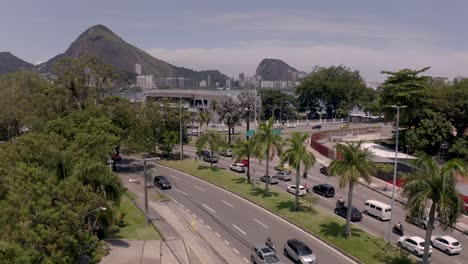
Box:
386;105;407;242
179;96;183;160
245;107;251;181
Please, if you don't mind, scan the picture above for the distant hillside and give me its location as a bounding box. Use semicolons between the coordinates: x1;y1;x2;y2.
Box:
256;58;299;81
0;52;33;75
39;24;228;84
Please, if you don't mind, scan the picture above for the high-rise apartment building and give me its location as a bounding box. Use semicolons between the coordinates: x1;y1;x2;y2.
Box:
239;73;245;81
136;75;155;89
207;75;212;87
135;64;142;75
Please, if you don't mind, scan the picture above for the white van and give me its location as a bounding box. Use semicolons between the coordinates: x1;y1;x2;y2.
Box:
363;200;391;221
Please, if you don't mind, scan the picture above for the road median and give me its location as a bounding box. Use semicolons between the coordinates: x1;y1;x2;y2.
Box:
158;160;414;264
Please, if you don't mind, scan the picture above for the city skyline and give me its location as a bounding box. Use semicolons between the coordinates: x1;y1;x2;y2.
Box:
2;0;468;82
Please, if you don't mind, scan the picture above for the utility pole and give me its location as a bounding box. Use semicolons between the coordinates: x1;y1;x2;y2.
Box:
179;96;183;160
386;105;406;242
245;107;251;181
143;159;149;225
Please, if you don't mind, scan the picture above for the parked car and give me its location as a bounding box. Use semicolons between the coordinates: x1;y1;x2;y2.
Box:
220;149;233;157
203;155;218;163
275;171;292;181
398;236;432;257
340;124;349;129
311;124;322;129
154;176;172;190
229;163;246;173
286;123;297;128
283;239;317;264
334;206;363;221
431;235;461;255
250;245;282;264
260;175;279;184
319;165;328;176
217;127;228;132
405;214;431;230
363;200;391;221
286;185;307;196
240;159;249;167
312;184;335;197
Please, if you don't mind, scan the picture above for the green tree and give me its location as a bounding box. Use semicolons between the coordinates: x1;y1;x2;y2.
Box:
448;137;468;161
198;110;211;133
258;90;297;121
196;131;227;168
159;130;178;158
232;139;254;182
402;156;466;263
296;66;371;118
281;132;316;210
253;117;283;195
328;142;376;237
217;96;241;144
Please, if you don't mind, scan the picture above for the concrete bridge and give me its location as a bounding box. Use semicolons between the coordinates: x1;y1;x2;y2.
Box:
144;89;237;109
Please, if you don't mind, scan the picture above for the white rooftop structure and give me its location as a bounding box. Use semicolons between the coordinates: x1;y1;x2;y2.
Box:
361;143;417;161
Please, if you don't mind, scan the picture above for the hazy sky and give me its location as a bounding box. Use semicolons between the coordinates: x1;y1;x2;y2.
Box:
2;0;468;82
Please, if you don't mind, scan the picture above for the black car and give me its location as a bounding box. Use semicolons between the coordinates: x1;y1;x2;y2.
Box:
319;165;328;176
334;206;363;222
154;176;172;190
312;184;335;197
311;124;322;129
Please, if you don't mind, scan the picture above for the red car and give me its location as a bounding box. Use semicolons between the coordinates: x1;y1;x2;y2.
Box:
240;159;249;167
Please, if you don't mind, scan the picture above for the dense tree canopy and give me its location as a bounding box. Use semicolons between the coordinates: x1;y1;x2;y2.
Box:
258;90;297;121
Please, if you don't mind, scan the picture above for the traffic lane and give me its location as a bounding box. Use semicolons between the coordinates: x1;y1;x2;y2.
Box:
154;166;252;262
158;163;357;264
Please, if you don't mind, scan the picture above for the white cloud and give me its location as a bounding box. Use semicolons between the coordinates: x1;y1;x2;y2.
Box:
147;43;468;82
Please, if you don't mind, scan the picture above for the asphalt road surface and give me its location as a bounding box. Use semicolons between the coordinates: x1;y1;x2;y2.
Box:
153;163;358;264
183;146;468;264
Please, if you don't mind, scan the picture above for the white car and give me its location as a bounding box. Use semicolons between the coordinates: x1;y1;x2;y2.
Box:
398;236;432;257
431;235;461;255
287;185;307;196
286;123;297;128
229;163;246;173
217;128;228;132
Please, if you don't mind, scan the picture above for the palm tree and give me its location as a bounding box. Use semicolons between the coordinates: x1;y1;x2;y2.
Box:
198;110;211;133
328;142;376;237
196;131;227;168
254;117;283;195
232;139;254;182
402;156;466;263
281;132;316;211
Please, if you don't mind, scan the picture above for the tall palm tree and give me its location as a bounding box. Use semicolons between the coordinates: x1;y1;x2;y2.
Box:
281;132;316;211
196;131;227;168
233;139;254;182
254;117;283;195
402;156;466;263
198;110;211;133
328;142;376;237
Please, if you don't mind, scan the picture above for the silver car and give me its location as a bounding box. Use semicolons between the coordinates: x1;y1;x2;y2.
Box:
275;171;292;181
260;175;279;184
251;245;282;264
284;239;317;264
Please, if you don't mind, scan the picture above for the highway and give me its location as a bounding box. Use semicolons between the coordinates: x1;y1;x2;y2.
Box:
154;162;358;264
182;145;468;264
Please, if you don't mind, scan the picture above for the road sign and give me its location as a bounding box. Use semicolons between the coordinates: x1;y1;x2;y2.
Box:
246;130;256;137
272;129;282;135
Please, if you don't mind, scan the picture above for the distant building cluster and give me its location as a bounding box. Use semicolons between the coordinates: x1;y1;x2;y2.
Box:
134;63;194;89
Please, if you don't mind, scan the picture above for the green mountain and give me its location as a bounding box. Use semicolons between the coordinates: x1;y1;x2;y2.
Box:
39;25;228;84
0;52;33;75
256;58;299;81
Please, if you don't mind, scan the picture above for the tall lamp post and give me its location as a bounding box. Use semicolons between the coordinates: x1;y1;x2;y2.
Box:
245;107;251;181
179;96;183;160
386;105;407;242
143;155;160;225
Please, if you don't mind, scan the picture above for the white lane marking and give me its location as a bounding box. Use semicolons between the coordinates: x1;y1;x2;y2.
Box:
243;257;249;263
224;240;230;246
202;204;216;213
206;225;212;230
180;204;185;208
171;175;180;180
232;224;247;235
159;165;358;264
186;208;190;213
177;189;188;196
221;200;235;208
253;218;269;228
173;199;179;204
199;219;204;224
192;214;197;218
233;248;240;254
455;261;461;264
194;186;206;192
215;232;221;237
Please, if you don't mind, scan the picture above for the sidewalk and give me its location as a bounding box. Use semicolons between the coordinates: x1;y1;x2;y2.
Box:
306;143;468;234
100;240;178;264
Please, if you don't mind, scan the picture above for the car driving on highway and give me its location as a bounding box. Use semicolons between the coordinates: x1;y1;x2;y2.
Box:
274;171;292;181
398;236;432;257
334;206;363;221
431;235;461;255
284;239;317;264
229;163;246;173
260;175;279;184
153;176;172;190
250;245;282;264
286;185;307;196
312;184;335;197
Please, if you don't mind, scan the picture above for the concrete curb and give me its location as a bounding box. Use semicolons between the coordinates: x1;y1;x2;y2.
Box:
156;162;363;264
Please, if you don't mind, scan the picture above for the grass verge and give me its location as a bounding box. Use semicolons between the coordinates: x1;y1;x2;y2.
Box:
160;160;413;264
105;192;162;240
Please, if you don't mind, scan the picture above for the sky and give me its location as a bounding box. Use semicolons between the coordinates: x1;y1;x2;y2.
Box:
2;0;468;82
